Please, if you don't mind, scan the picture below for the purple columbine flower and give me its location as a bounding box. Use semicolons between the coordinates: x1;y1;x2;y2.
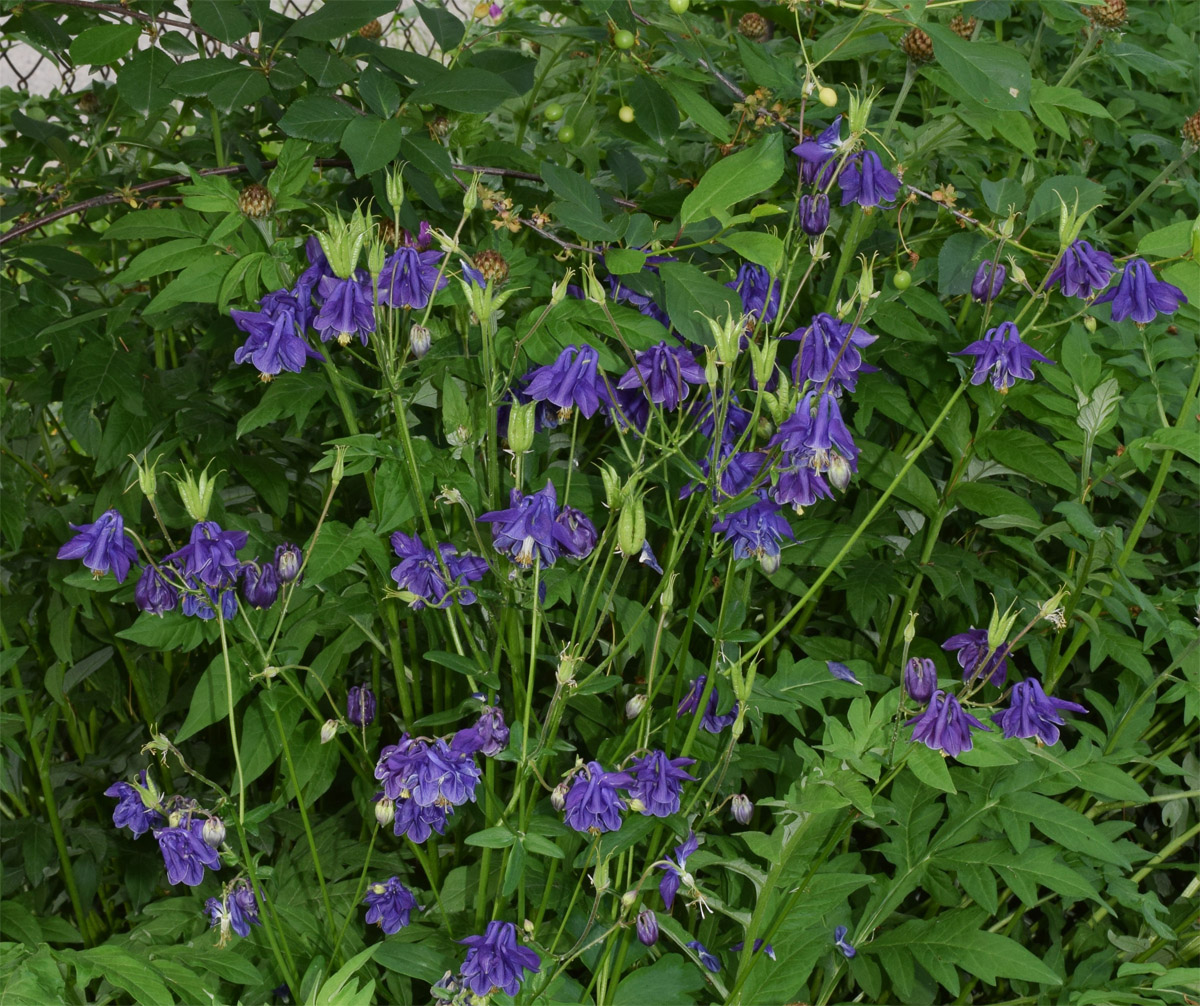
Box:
798;193;831;236
458;921;541;998
461;258;487;288
731;939;775;961
58;508;139;584
993;678;1087;746
104;774;163;837
727;262;780;326
232;296;325;380
639;540;663;574
275;543;302;583
348;685;376;727
636;909;659;946
363;876;418;934
563;761;634;834
691;390;752;442
731;794;752;825
907;689;990;758
677;675;738;734
772;391;860;473
772;463;833;512
942;628;1009;687
377;242;449;311
155;819;220;886
838;150;901;208
688;940;721;973
295;235;332;311
955;321;1053;392
478;482;593;569
1094;257;1188;325
394;798;449;843
792;116;843;185
1044;239;1115;299
314;272;375;346
787;313;878;395
833;925;856;958
681;448;769;503
617;342;707;412
180;576;238;621
971;260;1007;302
713;499;794;567
628;750;697;818
451;705;509;757
827;661;862;685
389;532;488;609
206;881;260;943
240;561;279;609
164;522;248;590
904;657;937;704
410;738;482;809
135;565;179;616
555;506;599;559
658;831;699;910
521;344;610;420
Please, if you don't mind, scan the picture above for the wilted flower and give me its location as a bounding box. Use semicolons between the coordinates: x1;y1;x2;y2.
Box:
363;876;418;934
833;925;857;958
155;819;221;886
730;793;752;825
993;678;1087;745
521;344;610;419
563;760;634;834
727;262;780;326
658;831;699;910
904;657;937;704
348;685;376;727
798;192;831;236
389;532;488;608
942;627;1008;687
1044;239;1115;299
1094;257;1188;325
636;909;659;946
616;342;707;411
458;921;541;998
838;150;901;208
628;750;697;818
971;260;1006;302
731;939;775;960
639;540;663;574
58;509;140;583
625;693;648;720
955;321;1053;391
688;940;721;973
321;719;338;744
907;689;990;758
677;675;738;734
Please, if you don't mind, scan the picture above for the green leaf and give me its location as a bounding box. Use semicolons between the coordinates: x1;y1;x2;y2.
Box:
116;47;176;117
425;650;498;689
374;938;455;983
1027;174;1107;224
104;209;208;241
680;132;784;227
540;161;620;241
605;248;648;274
67;945;175;1004
1136;219;1194;258
298;46;356;88
279;96;361;143
70;24;141;65
980;429;1076;491
523;833;565;859
312;945;377;1005
953;482;1040;524
409;68;518;114
628;75;679;145
722;231;784;272
340;115;404;176
613;955;706;1005
112;238;206;284
465;827;516;848
399;135;453;178
175;651;253;743
416;1;465;50
1004;792;1131;867
661;77;732;142
143;256;234;315
906;743;957;793
305;519;376;582
659;261;741;346
358;66;400;119
289;1;397;40
189;0;250;43
921;24;1032;112
270;139;315;199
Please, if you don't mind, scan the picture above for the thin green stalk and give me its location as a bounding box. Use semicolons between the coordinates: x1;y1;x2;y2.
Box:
329;827;378;965
1102;154;1187;233
881;62;917;144
216;612;246;825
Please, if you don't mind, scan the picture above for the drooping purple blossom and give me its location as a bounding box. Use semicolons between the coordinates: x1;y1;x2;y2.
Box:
834;925;857;958
907;689;990;758
658;830;699;911
904;657;937;704
636;909;659;946
377;241;449;310
563;760;634;834
616;342;707;412
232;294;325;379
240;560;279;609
521;344;609;420
677;675;738;734
691;390;752;442
164;522;247;590
135;564;179;616
955;321;1053;391
348;685;376;727
451;706;509;757
478;482;594;569
798;193;831;236
639;540;663;574
58;508;140;584
389;531;488;609
771;463;834;512
363;876;418;934
1044;239;1115;299
771;390;860;474
457;921;541;998
786;312;878;395
688;941;721;973
792;116;843;185
713;499;794;564
179;575;238;621
628;750;696;818
971;260;1007;302
555;506;599;559
942;627;1009;687
838;150;901;208
730;793;752;825
275;542;302;583
206;881;260;942
155;819;221;886
314;272;375;346
727;263;780;326
104;774;163;838
1094;257;1188;325
681;449;770;503
993;678;1087;746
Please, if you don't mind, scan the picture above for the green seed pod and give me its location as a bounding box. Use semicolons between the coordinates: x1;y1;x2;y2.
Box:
617;492;646;557
508;402;536;455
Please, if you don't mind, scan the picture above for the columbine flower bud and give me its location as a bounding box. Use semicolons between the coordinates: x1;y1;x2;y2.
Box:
625;693;647;719
375;796;395;827
551;781;569;812
902;610;917;646
581;263;606;305
828;453;852;492
620;890;637;911
703;348;719;390
410;323;432;359
731;793;752;824
202;816;226;849
507;401;536;455
759;551;780;575
617;492;646;558
275;543;301;583
171;463;220;523
903;657;936;704
636;909;659;946
599;463;623;508
386;167;405;213
128;452;160;501
661;572;676;610
1083;315;1097;334
320;719;338;744
550;268;575;306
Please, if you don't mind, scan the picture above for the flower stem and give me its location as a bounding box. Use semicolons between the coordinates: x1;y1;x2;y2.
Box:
1101;153;1187;233
881;61;917;145
216;611;246;826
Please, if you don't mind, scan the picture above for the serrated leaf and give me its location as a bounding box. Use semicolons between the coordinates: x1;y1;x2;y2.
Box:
340;115;404;176
189;0;250;43
409;68;518;113
70;24;141;65
279;96;360;143
680;132;784;227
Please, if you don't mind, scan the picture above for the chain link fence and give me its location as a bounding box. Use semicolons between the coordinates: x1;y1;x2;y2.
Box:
0;1;474;96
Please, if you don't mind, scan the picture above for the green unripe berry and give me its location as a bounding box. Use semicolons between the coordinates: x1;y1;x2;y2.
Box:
669;0;690;11
818;86;838;108
618;104;635;123
614;28;635;49
557;124;575;143
892;270;912;291
543;102;564;122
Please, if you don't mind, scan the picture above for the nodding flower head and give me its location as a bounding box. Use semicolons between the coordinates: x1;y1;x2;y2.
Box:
657;830;700;911
521;343;609;420
58;509;140;584
627;750;697;818
363;876;418;934
955;321;1053;392
993;678;1087;746
1094;257;1188;325
457;920;541;998
906;689;990;758
562;760;634;834
1044;239;1115;300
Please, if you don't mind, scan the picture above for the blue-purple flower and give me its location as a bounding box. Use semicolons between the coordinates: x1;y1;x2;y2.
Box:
827;661;862;685
555;506;599;559
681;449;769;503
563;760;634;834
348;685;376;727
792;116;843;185
688;941;721;973
135;564;179;616
458;921;541;998
907;689;990;758
727;263;780;326
731;793;752;825
636;909;659;946
314;272;375;346
104;774;163;838
58;508;139;584
232;295;324;380
389;531;488;609
155;819;221;886
971;260;1006;302
677;675;738;734
180;576;238;621
164;522;247;590
639;540;663;574
521;344;610;420
478;482;594;569
616;342;707;412
206;881;260;943
787;313;878;395
955;321;1053;391
838;150;901;208
834;925;857;958
798;193;831;236
240;560;279;609
1094;257;1188;325
993;678;1087;746
713;499;794;566
731;939;775;961
363;876;418;934
942;628;1009;687
691;390;752;442
628;750;696;818
451;706;509;757
275;542;302;583
904;657;937;704
377;241;449;311
1044;239;1115;299
658;831;699;911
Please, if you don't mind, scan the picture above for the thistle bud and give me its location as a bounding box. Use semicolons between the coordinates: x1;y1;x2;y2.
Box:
507;401;537;455
386;167;405;214
828;452;852;492
551;781;569;812
275;543;302;583
636;909;659;946
846;86;878;138
202;816;226;849
375;796;395;827
320;719;338;744
903;657;936;704
410;323;432;359
625;693;648;719
617;492;646;558
986;598;1021;656
731;793;753;825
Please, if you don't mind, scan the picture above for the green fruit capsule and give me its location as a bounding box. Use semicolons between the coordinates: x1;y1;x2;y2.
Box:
543;102;564;122
618;104;635;123
892;270;913;291
557;124;575;143
614;28;635;49
669;0;690;11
